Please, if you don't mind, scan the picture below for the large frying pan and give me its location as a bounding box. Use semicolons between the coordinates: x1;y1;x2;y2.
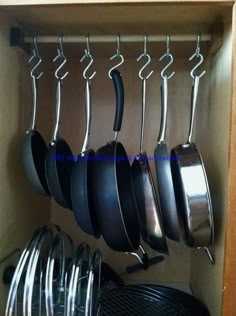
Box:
154;76;179;241
171;75;214;262
93;69;140;252
131;75;167;253
22;45;50;196
71;77;100;237
46;75;74;209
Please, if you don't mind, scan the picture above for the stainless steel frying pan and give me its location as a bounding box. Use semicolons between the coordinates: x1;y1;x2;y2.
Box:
171;72;214;263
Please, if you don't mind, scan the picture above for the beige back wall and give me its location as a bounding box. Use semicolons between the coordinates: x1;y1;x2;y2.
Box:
0;14;51;313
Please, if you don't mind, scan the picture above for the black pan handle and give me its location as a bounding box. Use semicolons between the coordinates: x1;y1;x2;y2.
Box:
111;69;124;132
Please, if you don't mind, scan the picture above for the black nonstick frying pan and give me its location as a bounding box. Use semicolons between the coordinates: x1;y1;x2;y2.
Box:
93;69;140;252
171;55;214;263
71;51;100;237
22;37;50;196
46;40;74;209
131;51;167;253
154;74;179;241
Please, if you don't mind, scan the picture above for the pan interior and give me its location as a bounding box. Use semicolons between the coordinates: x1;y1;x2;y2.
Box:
71;149;101;238
170;143;213;247
46;138;74;209
115;142;140;250
22;130;50;196
132;152;168;253
154;142;180;241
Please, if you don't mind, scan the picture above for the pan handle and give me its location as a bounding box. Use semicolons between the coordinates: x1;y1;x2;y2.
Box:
187;76;200;144
52;80;62;144
126;245;149;270
28;76;38;131
111;69;124;138
81;79;92;153
126;255;164;274
158;76;168;143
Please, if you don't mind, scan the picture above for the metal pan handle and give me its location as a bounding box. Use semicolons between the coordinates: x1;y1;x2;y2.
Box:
139;78;146;153
126;245;149;270
28;76;38;131
111;69;124;139
187;76;200;144
158;76;168;143
52;80;62;144
81;79;92;154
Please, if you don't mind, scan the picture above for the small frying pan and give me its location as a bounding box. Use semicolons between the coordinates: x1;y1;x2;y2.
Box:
131;70;167;253
93;69;140;252
154;75;179;241
46;46;74;209
71;76;100;237
22;40;50;196
171;74;214;262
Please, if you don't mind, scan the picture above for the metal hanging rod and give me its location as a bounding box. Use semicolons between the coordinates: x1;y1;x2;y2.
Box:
24;34;211;44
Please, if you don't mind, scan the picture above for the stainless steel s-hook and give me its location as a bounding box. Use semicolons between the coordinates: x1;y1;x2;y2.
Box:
80;34;96;80
189;34;206;79
29;35;43;80
159;35;175;80
108;34;124;79
53;35;69;81
137;35;154;80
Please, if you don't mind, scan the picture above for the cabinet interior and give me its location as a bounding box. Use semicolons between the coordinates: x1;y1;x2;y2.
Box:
0;3;233;316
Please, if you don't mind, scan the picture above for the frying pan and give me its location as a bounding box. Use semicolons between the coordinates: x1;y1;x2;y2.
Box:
22;46;50;196
170;75;214;260
131;75;167;253
71;77;100;237
46;76;74;209
154;75;179;241
93;69;140;252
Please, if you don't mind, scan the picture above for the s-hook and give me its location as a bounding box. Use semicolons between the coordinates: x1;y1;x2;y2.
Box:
137;34;154;80
53;34;69;81
29;35;43;80
159;35;175;80
137;35;153;154
189;33;206;79
28;35;43;131
108;34;124;79
80;34;96;80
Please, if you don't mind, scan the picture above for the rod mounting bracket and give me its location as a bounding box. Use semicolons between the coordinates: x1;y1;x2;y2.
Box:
10;27;31;54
